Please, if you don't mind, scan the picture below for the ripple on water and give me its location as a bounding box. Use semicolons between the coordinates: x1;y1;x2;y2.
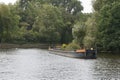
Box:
0;49;120;80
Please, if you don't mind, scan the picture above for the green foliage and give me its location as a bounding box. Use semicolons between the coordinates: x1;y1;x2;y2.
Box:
0;0;84;45
93;0;120;52
72;22;86;46
15;0;83;44
84;15;97;48
0;3;20;43
50;0;83;15
72;13;93;47
65;43;80;50
33;4;62;43
61;44;67;50
0;0;118;53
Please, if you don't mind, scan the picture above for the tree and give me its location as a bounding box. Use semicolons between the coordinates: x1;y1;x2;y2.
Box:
0;3;20;43
93;0;120;52
72;21;86;46
17;0;38;30
50;0;83;43
50;0;83;15
33;4;63;43
16;0;83;44
84;15;97;48
72;13;92;47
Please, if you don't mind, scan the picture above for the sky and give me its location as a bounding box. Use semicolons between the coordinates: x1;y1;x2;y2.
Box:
80;0;93;13
0;0;93;13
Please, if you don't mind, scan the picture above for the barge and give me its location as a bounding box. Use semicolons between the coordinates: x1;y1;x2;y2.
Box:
49;48;97;59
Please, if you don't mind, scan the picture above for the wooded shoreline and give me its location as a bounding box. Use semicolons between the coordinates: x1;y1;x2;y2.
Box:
0;43;119;53
0;0;120;52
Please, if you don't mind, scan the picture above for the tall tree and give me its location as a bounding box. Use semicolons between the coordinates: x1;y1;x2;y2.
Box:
84;14;97;48
93;0;120;52
51;0;83;15
72;21;86;46
0;3;20;43
17;0;83;43
50;0;83;43
72;13;92;47
33;4;63;43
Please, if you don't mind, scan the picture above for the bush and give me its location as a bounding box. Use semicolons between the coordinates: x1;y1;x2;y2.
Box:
65;43;80;50
61;44;67;50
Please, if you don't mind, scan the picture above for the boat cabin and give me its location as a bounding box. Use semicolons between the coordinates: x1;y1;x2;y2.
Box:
75;48;97;59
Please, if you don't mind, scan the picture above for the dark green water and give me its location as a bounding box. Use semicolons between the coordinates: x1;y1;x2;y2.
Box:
0;49;120;80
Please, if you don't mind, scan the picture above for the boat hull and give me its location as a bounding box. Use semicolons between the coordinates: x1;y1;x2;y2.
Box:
49;50;97;59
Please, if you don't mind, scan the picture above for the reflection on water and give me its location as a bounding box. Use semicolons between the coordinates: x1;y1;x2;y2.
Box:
94;54;120;80
0;49;120;80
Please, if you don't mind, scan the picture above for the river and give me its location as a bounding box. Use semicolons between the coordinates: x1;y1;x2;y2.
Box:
0;48;120;80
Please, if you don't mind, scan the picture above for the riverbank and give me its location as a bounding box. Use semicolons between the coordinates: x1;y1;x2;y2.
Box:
0;43;49;49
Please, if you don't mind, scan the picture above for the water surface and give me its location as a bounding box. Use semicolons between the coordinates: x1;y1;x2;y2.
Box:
0;49;120;80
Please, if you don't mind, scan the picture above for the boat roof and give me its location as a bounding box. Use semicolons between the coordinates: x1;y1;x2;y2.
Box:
76;49;86;53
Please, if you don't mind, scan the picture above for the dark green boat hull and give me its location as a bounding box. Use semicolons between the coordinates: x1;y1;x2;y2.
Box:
49;50;97;59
